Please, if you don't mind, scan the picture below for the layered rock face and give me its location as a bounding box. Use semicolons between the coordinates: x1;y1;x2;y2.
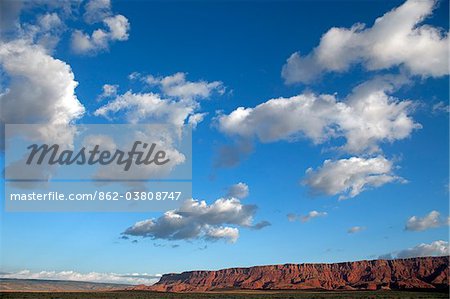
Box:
140;256;449;292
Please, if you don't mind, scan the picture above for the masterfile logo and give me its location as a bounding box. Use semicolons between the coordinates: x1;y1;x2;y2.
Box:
4;124;192;212
26;141;170;171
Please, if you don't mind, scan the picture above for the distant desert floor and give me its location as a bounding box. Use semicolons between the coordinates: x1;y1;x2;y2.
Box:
1;290;449;299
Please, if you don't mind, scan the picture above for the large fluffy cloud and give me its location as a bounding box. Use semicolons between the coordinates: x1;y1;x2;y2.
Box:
0;4;86;183
282;0;449;83
0;39;85;146
217;75;420;154
0;269;161;285
0;40;84;125
123;198;266;243
123;184;269;243
0;2;87;129
380;240;449;259
405;210;450;231
303;156;404;199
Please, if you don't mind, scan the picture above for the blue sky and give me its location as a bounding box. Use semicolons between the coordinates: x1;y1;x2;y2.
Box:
0;0;449;285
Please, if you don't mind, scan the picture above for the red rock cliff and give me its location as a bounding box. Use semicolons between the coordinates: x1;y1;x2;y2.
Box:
140;256;449;292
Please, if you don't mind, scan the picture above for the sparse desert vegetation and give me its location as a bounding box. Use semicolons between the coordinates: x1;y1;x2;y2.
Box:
1;291;448;299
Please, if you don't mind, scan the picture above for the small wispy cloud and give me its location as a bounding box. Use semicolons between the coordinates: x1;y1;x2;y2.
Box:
226;182;249;199
287;210;328;223
347;226;366;234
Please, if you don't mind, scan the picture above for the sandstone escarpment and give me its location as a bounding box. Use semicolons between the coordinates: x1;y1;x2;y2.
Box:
136;256;449;292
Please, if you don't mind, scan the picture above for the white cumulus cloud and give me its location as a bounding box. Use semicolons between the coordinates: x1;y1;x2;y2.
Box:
94;91;197;127
204;226;239;243
144;72;225;101
0;39;85;145
217;75;420;154
71;14;129;55
97;83;118;100
282;0;449;83
95;72;225;129
123;194;269;243
405;210;450;231
381;240;449;259
303;156;404;199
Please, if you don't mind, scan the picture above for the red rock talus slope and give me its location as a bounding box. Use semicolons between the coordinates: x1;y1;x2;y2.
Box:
139;256;449;292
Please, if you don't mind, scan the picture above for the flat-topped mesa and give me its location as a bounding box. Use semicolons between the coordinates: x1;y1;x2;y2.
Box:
138;256;449;292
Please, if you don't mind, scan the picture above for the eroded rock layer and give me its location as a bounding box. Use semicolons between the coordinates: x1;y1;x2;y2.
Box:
135;256;449;292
